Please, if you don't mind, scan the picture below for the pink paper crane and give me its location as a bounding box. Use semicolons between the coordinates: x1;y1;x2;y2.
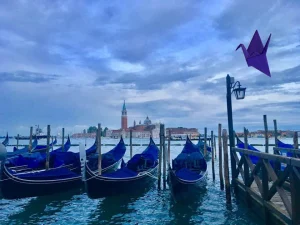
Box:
236;30;272;77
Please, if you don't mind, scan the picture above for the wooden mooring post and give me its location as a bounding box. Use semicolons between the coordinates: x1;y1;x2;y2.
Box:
158;124;163;189
97;123;102;175
45;125;50;170
62;128;65;151
294;132;299;149
218;124;224;190
162;124;166;189
204;127;207;156
130;129;133;159
29;126;33;152
168;129;171;165
211;130;215;181
214;135;217;159
263;115;269;153
16;134;19;149
222;129;231;204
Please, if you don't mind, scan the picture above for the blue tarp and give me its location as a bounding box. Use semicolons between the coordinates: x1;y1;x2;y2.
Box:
172;137;207;181
10;167;79;180
87;137;127;171
99;137;158;178
175;168;203;181
277;139;294;157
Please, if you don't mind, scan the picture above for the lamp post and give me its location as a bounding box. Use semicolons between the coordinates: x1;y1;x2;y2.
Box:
226;74;246;183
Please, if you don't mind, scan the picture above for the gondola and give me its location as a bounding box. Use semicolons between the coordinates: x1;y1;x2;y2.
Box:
196;137;212;156
32;137;58;152
85;137;158;199
7;138;38;158
168;136;207;193
236;135;261;164
1;133;9;147
276;139;296;157
0;137;126;199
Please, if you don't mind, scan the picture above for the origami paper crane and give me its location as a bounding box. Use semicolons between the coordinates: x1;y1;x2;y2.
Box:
236;30;272;77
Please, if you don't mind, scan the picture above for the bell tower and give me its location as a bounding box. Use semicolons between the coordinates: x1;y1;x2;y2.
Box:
121;100;128;129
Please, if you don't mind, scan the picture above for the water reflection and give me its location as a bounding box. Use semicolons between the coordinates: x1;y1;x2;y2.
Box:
8;188;83;224
169;185;207;225
88;183;156;224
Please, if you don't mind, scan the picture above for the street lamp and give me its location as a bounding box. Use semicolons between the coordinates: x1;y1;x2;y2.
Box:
226;74;246;183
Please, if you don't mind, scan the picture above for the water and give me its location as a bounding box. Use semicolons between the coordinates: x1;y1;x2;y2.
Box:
0;137;295;225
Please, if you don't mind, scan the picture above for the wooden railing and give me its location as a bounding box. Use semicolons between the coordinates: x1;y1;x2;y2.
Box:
232;147;300;225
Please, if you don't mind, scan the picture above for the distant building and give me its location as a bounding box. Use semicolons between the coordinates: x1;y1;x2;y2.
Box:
109;101;161;139
166;127;199;139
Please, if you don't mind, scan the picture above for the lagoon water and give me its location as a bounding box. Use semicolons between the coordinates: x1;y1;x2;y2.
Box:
0;137;296;225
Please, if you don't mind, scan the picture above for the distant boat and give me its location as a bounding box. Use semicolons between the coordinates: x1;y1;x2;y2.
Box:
15;135;48;140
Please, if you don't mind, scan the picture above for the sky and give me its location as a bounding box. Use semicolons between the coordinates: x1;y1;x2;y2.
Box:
0;0;300;136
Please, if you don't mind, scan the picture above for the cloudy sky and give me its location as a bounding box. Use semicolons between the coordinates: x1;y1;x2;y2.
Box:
0;0;300;136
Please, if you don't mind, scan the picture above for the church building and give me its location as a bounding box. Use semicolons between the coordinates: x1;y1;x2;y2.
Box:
109;101;161;139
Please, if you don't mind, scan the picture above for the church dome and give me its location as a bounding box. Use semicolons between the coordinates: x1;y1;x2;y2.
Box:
144;116;151;125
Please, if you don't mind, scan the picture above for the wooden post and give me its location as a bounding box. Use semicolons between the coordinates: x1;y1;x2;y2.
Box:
45;125;50;170
168;129;171;165
51;136;54;152
214;135;217;159
290;159;300;225
29;126;33;152
204;127;207;156
130;129;133;158
263;115;269;153
158;124;163;189
211;130;215;181
98;123;102;175
273;120;280;174
294;132;299;149
62;128;65;151
222;129;231;204
16;134;19;149
218;124;224;190
162;124;166;189
244;127;250;207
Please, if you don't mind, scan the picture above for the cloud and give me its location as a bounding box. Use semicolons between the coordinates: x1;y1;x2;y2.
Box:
0;0;299;135
0;71;59;83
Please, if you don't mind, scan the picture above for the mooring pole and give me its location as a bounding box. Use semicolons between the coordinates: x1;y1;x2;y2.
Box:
162;124;166;189
16;134;19;149
51;136;54;152
222;129;231;204
244;127;250;207
204;127;207;156
294;132;299;149
263;115;269;153
158;124;163;189
29;126;33;152
218;124;224;190
274;120;278;148
62;128;65;151
130;129;133;159
211;130;215;181
46;125;50;170
214;135;217;159
168;129;171;165
98;123;102;175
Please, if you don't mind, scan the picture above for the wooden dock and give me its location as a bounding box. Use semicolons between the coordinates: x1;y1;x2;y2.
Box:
231;146;300;225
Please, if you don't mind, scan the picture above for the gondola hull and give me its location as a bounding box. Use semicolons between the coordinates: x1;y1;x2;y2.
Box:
85;164;157;199
0;166;82;199
168;166;207;194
